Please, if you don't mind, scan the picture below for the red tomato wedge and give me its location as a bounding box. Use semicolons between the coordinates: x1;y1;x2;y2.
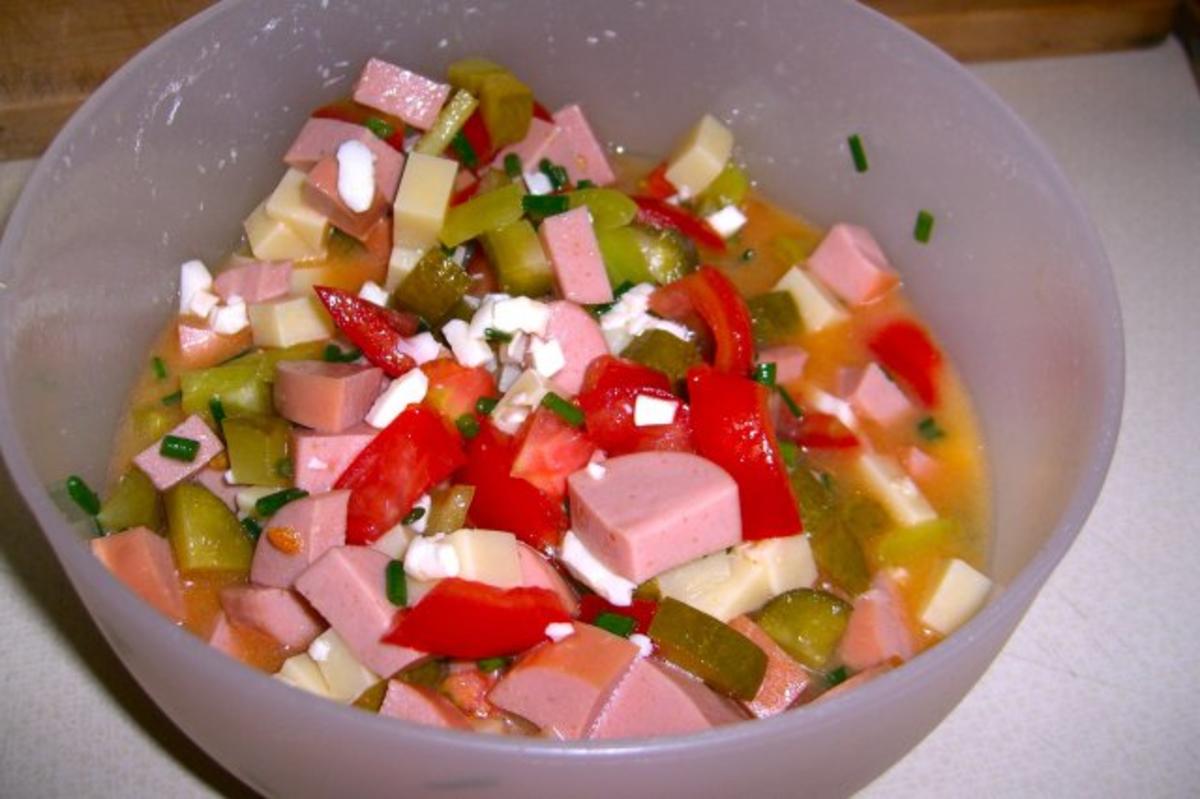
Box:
384;578;569;659
311;98;408;152
577;356;693;455
640;162;678;201
650;267;755;375
334;406;465;544
577;595;659;635
510;408;596;500
458;421;569;550
868;320;943;407
687;366;802;541
313;285;420;378
421;358;497;429
632;196;727;252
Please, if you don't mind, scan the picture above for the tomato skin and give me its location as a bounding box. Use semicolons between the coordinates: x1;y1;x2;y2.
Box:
632;196;727;252
510;408;596;500
687;365;802;541
650;267;755;375
868;320;943;407
458;422;568;550
311;99;408;151
334;406;465;544
384;578;569;659
577;595;659;635
313;286;420;378
421;358;497;428
577;357;694;455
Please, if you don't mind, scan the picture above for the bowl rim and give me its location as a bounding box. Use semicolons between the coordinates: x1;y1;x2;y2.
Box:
0;0;1125;765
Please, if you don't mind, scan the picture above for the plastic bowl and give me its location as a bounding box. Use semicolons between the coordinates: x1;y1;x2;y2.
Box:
0;1;1122;796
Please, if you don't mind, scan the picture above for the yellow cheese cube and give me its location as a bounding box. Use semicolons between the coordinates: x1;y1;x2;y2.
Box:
657;551;775;621
737;535;817;595
264;168;330;250
248;295;334;348
657;551;733;605
664;114;734;197
386;245;428;291
307;629;379;704
393;153;459;250
244;202;326;262
446;529;522;588
275;653;330;697
919;558;993;635
773;267;848;333
857;452;937;527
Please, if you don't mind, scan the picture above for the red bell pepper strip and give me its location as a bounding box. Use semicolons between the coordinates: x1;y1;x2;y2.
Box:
532;101;554;123
460;110;497;168
510;408;596;500
384;578;569;659
650;266;755;375
640;162;678;201
687;365;802;541
577;356;693;455
314;285;420;378
632;195;727;252
577;595;659;635
311;98;408;152
334;406;465;544
868;320;943;406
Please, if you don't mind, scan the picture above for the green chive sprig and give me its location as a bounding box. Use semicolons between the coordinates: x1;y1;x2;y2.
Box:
541;392;584;427
66;475;101;516
160;435;200;462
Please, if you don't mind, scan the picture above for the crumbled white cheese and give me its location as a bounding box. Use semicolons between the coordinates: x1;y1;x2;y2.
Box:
409;494;432;534
491;369;552;435
189;289;221;320
308;636;332;663
209;297;249;335
491;296;552;336
443;319;495;368
179;259;213;315
404;533;460;581
705;205;748;238
598;283;691;353
634;394;679;427
628;633;653;658
498;331;528;365
560;531;636;606
497;363;523;393
586;461;607;480
523;171;553;196
397;331;444;365
223;469;238;485
336;139;376;213
357;280;390;307
365;368;429;429
529;336;566;379
544;622;575;642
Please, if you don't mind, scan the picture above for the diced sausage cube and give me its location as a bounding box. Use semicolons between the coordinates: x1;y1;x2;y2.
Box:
539;208;612;306
589;658;746;739
177;320;252;370
250;490;350;588
758;346;808;386
206;611;243;658
542;301;609;396
814;665;891;704
274;361;384;433
219;584;325;650
488;623;638;739
379;681;472;730
728;615;812;718
302;154;387;241
491;118;560;177
516;541;579;615
547;104;616;187
807;224;899;306
90;527;185;623
284;117;405;202
295;546;424;677
213;260;292;304
838;572;916;671
193;468;238;512
901;445;939;485
352;58;450;131
842;363;916;428
567;451;742;583
291;424;377;493
133;415;224;491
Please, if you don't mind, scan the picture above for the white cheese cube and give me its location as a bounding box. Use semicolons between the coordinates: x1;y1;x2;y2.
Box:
404;533;461;581
248;296;334;348
386;245;427;291
244;202;326;262
307;629;379;704
705;205;748;239
264;168;330;249
664;114;734;197
545;622;575;642
529;336;565;379
491;368;552;435
656;551;733;607
275;653;331;697
209;298;250;335
178;259;214;315
393;153;458;250
656;551;774;622
920;558;993;636
336;140;376;213
633;394;679;427
371;523;416;560
445;529;522;589
357;280;390;307
365;368;430;429
560;530;636;606
442;319;495;369
857;452;937;527
497;363;522;392
736;535;818;595
773;267;848;333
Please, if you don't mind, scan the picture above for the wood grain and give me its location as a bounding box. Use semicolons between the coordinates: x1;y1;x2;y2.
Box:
0;0;1183;159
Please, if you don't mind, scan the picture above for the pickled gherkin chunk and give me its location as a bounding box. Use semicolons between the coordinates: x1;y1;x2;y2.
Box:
165;482;253;573
131;403;185;451
394;249;471;323
414;89;479;157
223;414;292;487
596;226;654;287
440;184;525;248
790;467;873;595
447;58;533;147
97;468;162;534
180;360;272;423
873;517;961;569
352;680;389;713
747;291;802;348
694;162;749;215
425;484;475;535
753;588;851;671
647;597;766;701
631;225;697;285
480;219;554;297
620;329;700;391
567;188;637;230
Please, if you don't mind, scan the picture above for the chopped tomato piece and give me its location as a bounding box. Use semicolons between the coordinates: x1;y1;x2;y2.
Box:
650;266;755;375
511;408;596;500
421;358;497;428
334;406;465;544
460;110;497;168
458;421;569;550
314;285;420;378
640;162;678;201
577;357;693;455
687;365;802;541
311;98;408;151
868;320;943;407
384;578;569;659
632;195;727;252
577;595;659;635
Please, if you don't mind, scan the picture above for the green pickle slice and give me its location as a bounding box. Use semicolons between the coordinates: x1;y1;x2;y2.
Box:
747;291;802;348
647;597;767;701
224;414;292;488
631;225;698;285
425;484;476;535
596;226;654;287
180;360;272;423
754;588;852;671
620;329;700;391
165;482;253;574
790;467;877;595
481;219;554;297
394;249;471;323
567;188;637;230
97;468;162;534
440;183;526;248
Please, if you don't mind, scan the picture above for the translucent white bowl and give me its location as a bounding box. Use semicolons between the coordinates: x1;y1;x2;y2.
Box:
0;1;1122;796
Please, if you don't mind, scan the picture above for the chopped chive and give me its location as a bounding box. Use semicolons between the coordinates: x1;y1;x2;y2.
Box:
255;487;308;518
324;343;362;363
241;516;263;541
455;414;480;439
540;392;585;427
402;506;426;526
65;475;101;516
777;385;804;418
161;390;183;406
818;471;835;491
917;416;946;441
914;210;935;244
740;248;756;262
477;656;510;673
151;356;167;381
484;327;513;343
275;457;294;478
778;440;799;469
847;134;869;173
614;280;635;299
826;665;850;687
451;129;478;170
752;362;777;388
385;560;408;606
538;158;569;191
364;116;395;141
160;435;200;462
476;396;500;416
503;152;522;179
208;397;226;426
522;193;570;217
593;612;636;638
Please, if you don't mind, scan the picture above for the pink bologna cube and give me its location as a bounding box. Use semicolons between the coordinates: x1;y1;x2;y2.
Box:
728;615;813;718
91;527;185;623
902;445;939;485
491;118;559;176
567;451;742;582
251;490;350;589
842;362;916;428
546;104;616;186
539;208;613;305
193;468;238;512
352;58;450;131
274;361;384;433
295;546;424;677
177;320;252;370
285;117;405;202
807;223;899;306
219;584;325;650
837;572;916;672
213;260;292;304
133;415;224;491
379;681;472;730
542;301;610;397
590;658;746;739
758;346;808;386
516;541;578;615
291;424;377;493
303;154;387;241
206;611;243;658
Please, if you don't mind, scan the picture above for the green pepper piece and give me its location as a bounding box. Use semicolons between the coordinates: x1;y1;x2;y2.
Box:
440;183;525;248
596;226;655;286
874;518;960;569
630;225;698;285
425;484;476;535
480;219;554;297
396;658;448;689
647;597;767;701
223;414;292;488
165;482;253;574
415;89;479;156
620;329;701;391
790;467;873;595
393;249;472;323
351;680;389;713
130;403;185;451
567;188;638;230
754;589;852;671
96;468;162;534
180;360;272;423
747;291;802;348
693;163;749;216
